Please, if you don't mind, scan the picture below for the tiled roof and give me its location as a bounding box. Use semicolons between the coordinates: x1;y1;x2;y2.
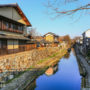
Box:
44;32;59;37
0;34;30;40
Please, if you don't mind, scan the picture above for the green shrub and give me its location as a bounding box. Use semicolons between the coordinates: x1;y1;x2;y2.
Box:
86;51;90;59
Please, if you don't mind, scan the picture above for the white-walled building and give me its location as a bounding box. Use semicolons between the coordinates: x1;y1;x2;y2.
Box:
82;29;90;53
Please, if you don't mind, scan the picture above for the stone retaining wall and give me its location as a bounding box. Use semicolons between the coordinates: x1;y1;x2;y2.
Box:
1;47;67;90
0;47;60;72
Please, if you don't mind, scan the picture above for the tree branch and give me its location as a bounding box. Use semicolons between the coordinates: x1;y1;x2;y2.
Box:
44;0;90;17
55;4;90;15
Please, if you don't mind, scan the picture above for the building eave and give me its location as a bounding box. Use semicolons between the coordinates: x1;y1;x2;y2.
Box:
0;3;32;26
0;34;30;40
44;32;59;37
0;15;25;26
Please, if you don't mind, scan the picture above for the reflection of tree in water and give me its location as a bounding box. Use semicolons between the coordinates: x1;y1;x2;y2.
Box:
25;69;47;90
25;61;59;90
72;48;76;56
81;77;86;89
53;64;58;75
64;52;70;59
25;80;36;90
80;76;89;90
25;64;59;90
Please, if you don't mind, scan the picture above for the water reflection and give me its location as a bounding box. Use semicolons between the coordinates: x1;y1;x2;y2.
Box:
25;50;82;90
25;65;58;90
0;49;87;90
72;48;76;56
63;52;70;59
45;64;58;76
35;51;81;90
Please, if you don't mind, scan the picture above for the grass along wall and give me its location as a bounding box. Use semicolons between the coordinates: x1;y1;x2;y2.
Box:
0;47;64;72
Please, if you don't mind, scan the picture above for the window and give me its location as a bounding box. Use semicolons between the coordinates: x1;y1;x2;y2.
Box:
86;39;88;41
18;26;20;30
0;20;2;29
3;21;9;30
11;24;17;30
20;26;23;31
55;37;57;41
0;40;7;55
18;26;23;31
15;25;18;30
0;40;7;49
0;40;1;48
13;24;16;30
5;22;9;29
11;24;13;29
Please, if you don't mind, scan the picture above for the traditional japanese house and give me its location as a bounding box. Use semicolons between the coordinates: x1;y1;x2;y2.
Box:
0;3;32;55
39;39;51;47
44;32;59;47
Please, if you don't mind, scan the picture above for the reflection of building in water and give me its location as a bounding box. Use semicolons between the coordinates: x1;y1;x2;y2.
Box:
45;64;58;76
45;67;53;76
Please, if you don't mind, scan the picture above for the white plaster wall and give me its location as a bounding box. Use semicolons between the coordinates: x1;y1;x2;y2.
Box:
0;7;12;19
13;40;19;49
7;40;14;49
0;7;26;25
7;40;19;49
85;30;90;38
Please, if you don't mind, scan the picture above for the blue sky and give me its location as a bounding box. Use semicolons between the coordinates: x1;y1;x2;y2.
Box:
0;0;90;38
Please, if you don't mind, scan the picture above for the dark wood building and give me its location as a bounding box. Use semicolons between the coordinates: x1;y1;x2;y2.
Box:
0;3;34;55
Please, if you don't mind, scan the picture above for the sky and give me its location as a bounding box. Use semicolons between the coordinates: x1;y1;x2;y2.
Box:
0;0;90;38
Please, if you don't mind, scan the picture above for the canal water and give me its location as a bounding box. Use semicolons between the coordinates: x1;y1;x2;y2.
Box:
27;50;82;90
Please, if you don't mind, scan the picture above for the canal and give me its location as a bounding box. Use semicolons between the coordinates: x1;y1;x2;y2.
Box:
26;50;82;90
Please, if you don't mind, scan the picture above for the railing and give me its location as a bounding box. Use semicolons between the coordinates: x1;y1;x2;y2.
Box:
0;20;23;34
1;28;23;34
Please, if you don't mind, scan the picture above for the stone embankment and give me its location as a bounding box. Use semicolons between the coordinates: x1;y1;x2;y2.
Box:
1;47;68;90
0;47;60;72
74;44;90;90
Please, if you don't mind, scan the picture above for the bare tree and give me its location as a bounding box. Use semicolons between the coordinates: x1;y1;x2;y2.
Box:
63;35;71;44
27;28;41;38
44;0;90;18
